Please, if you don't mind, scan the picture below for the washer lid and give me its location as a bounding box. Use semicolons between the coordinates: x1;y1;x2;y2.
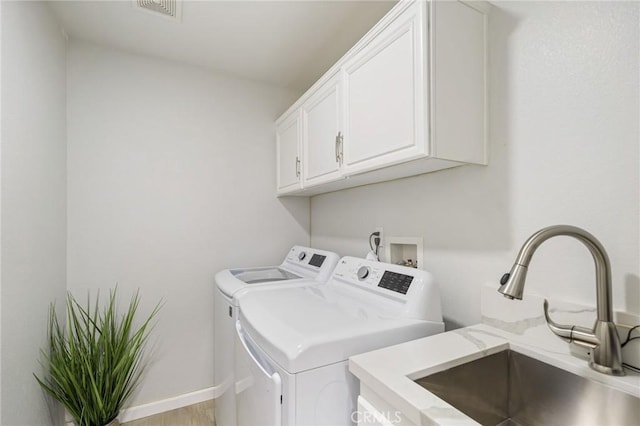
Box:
215;267;302;298
238;284;434;373
214;246;341;299
231;267;301;284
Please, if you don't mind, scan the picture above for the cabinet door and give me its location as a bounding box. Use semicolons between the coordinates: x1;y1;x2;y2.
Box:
302;73;343;187
276;110;302;194
356;396;396;426
343;2;426;175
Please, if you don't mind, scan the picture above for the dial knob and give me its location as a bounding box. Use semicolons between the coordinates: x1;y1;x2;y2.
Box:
298;252;307;261
357;266;370;280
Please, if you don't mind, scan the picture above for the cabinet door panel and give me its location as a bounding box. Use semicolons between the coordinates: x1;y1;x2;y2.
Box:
344;5;425;174
356;396;395;426
276;112;301;193
303;75;342;186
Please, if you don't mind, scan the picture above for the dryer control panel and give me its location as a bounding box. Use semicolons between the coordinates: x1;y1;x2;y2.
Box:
329;256;443;322
378;270;414;294
353;265;413;295
333;258;419;295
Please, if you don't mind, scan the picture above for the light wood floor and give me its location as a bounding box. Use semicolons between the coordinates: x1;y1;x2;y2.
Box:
122;400;215;426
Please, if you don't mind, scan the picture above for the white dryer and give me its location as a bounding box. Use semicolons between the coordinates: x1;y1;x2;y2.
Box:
235;256;444;426
214;246;340;426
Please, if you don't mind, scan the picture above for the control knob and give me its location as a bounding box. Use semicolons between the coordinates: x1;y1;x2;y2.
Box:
298;252;307;261
357;266;370;280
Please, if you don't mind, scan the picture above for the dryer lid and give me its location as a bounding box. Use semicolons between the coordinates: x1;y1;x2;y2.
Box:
238;284;437;373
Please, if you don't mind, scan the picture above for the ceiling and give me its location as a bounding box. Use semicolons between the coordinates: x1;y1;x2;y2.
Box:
49;0;396;92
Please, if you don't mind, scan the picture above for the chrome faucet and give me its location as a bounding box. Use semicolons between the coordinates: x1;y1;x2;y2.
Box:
498;225;625;376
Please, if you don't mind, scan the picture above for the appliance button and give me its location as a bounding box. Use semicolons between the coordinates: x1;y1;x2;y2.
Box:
357;266;370;280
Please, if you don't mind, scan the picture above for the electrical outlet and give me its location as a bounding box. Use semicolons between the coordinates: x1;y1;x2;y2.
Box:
375;227;384;247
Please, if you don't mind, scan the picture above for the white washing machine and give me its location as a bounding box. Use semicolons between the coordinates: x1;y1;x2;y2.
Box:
234;256;444;426
214;246;340;426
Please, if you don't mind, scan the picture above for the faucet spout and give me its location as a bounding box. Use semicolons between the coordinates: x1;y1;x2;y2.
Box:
498;225;624;376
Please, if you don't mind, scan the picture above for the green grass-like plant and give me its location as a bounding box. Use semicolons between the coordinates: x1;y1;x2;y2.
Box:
34;288;160;426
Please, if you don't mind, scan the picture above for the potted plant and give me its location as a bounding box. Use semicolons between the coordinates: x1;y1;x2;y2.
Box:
34;288;161;426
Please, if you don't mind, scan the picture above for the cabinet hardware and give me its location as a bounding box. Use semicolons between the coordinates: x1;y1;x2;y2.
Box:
295;156;301;178
336;132;344;165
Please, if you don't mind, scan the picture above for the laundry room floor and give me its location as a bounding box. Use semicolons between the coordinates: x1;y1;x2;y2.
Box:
122;400;215;426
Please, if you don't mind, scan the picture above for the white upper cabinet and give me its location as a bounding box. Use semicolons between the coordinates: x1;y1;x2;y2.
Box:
276;0;489;196
302;72;343;188
343;4;424;174
276;110;301;194
431;0;487;163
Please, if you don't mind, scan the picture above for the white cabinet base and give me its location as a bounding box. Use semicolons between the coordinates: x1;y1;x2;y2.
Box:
356;385;417;426
357;396;396;426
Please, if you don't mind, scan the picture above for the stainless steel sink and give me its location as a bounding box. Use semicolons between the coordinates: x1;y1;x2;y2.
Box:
415;350;639;426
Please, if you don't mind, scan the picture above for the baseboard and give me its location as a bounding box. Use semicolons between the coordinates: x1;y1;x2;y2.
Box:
118;386;217;423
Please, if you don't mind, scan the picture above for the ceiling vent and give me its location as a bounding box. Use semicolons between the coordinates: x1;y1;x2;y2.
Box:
135;0;182;21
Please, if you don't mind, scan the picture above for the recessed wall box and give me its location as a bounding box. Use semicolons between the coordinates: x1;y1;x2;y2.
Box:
385;237;423;269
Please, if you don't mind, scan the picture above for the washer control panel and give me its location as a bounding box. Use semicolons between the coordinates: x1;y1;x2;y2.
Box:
278;246;340;283
286;247;329;268
308;254;326;267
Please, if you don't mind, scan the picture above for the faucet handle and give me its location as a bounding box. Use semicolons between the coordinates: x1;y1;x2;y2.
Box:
543;299;573;342
543;299;598;349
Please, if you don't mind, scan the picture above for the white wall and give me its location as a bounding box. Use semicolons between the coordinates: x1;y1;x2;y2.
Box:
1;1;68;424
311;1;639;329
66;39;309;406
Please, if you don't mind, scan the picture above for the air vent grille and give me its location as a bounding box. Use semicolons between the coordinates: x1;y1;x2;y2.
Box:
136;0;182;20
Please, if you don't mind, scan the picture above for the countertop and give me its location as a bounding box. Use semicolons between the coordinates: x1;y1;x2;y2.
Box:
348;287;640;426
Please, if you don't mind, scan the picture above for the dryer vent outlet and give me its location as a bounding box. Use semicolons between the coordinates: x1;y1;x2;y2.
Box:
136;0;182;21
